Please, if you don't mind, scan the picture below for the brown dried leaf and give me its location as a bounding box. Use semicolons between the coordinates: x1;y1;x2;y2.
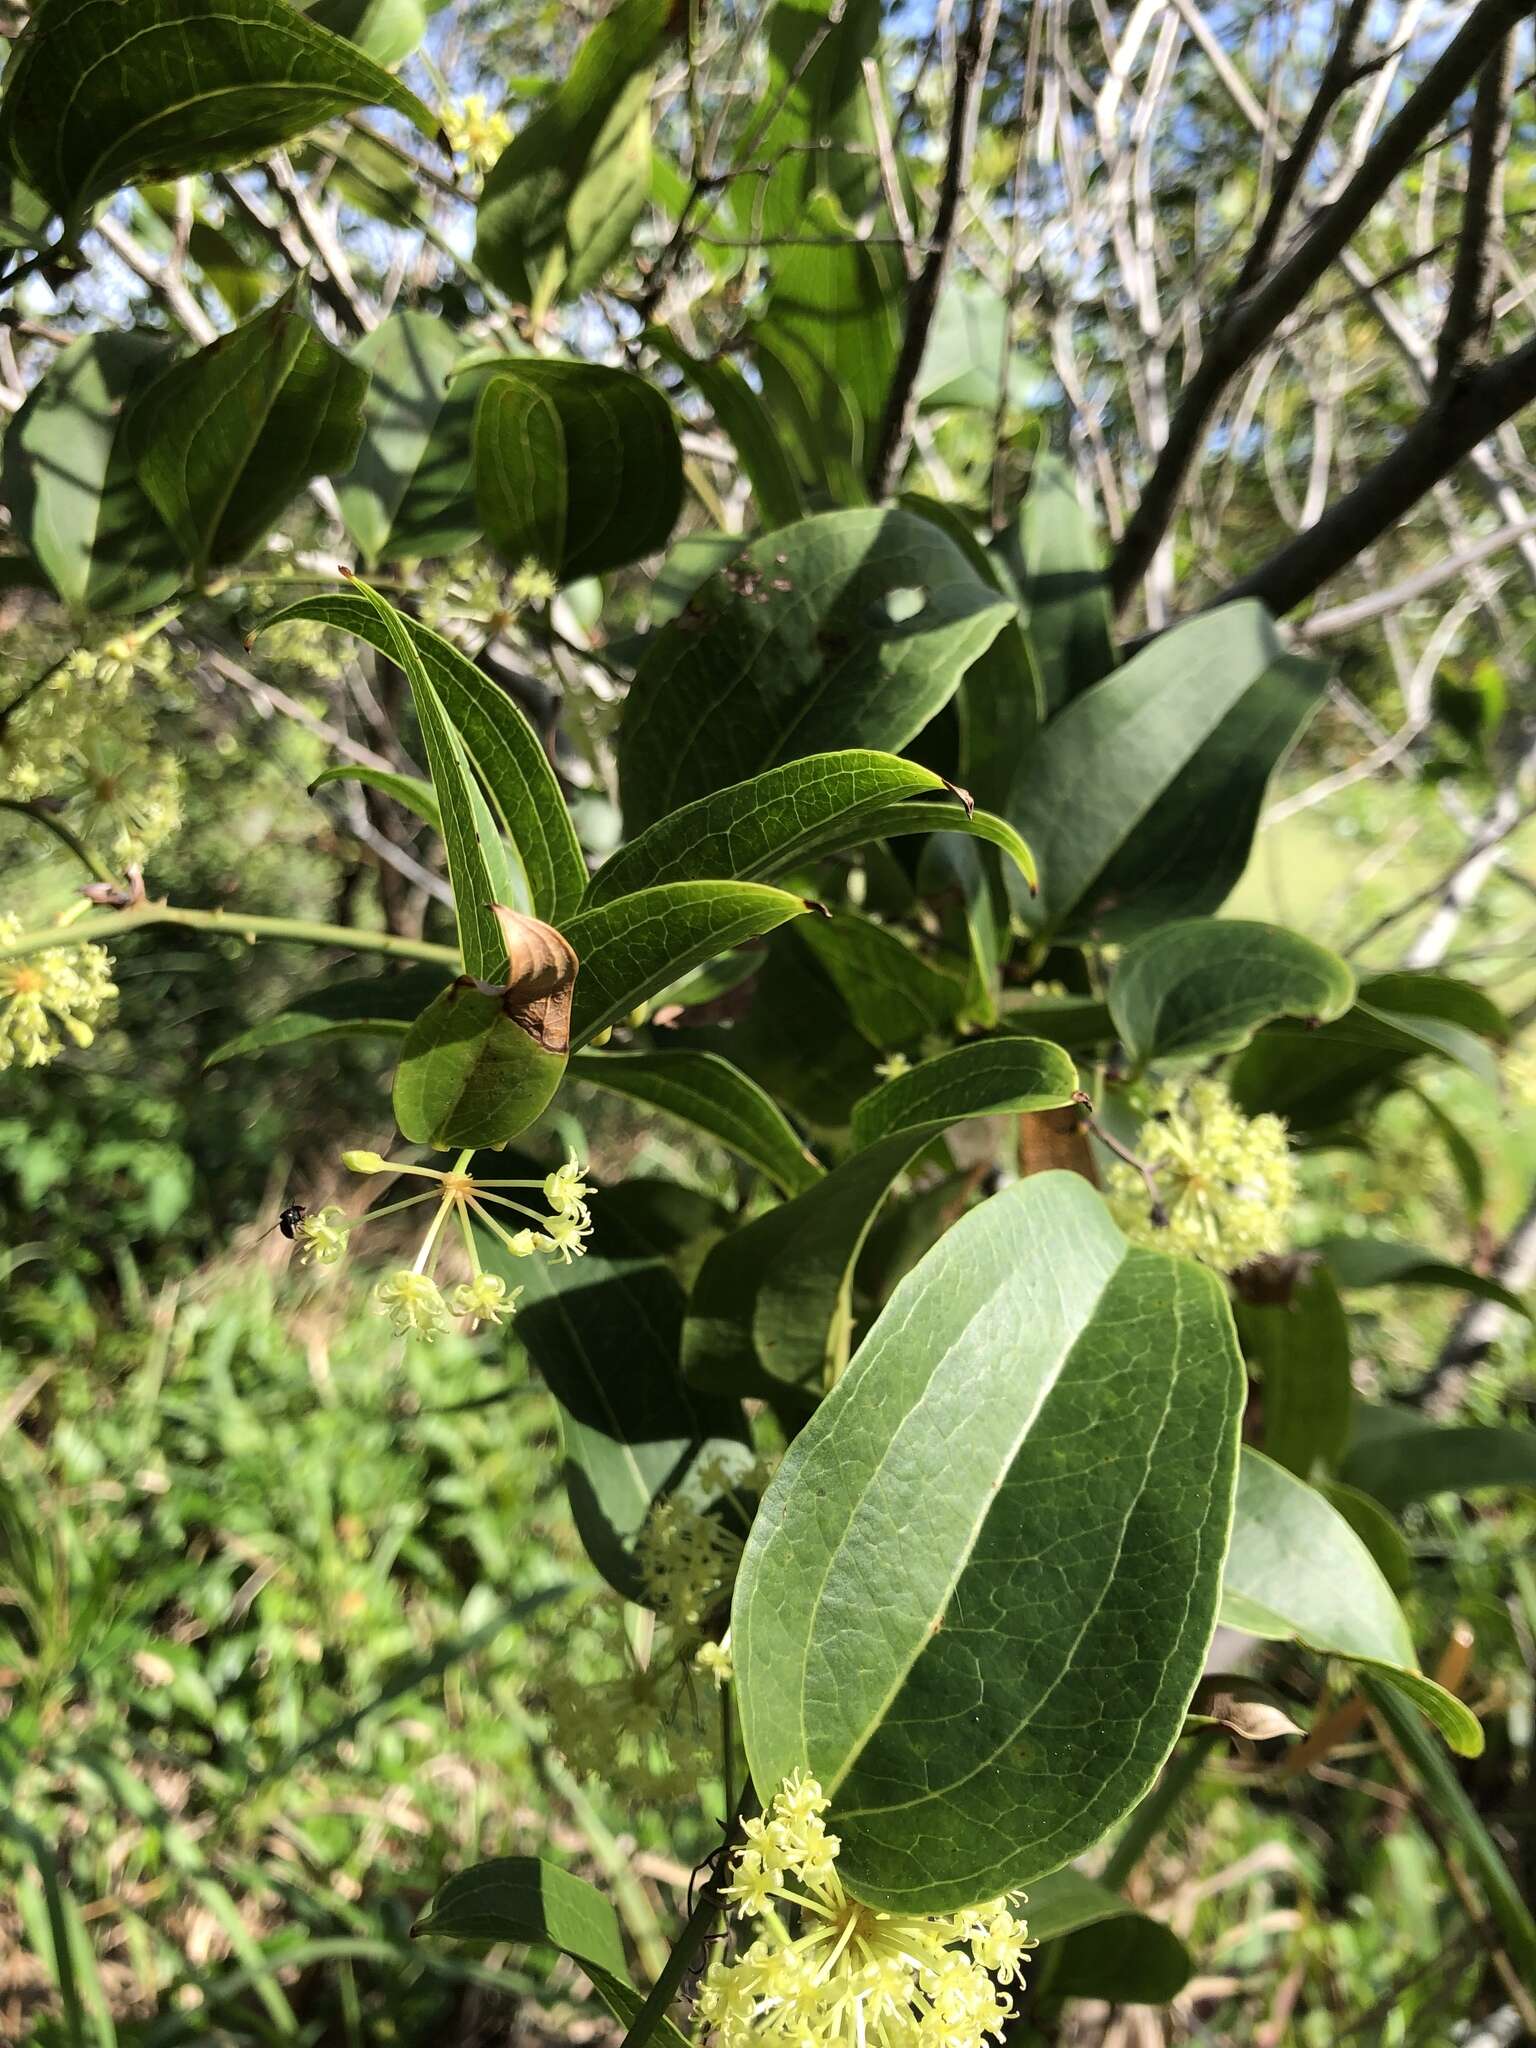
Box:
490;904;579;1054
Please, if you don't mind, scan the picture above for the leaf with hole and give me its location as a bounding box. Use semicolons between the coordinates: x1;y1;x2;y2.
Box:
618;508;1014;834
733;1172;1244;1908
0;0;434;223
1219;1447;1481;1756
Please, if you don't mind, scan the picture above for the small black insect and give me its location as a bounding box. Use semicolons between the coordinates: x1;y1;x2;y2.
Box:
277;1203;308;1241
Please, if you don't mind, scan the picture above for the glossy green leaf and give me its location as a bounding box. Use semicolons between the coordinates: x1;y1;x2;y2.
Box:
205;966;447;1067
1027;1867;1191;2005
1005;451;1115;711
416;1855;688;2046
394;981;566;1150
799;914;965;1050
1012;603;1326;941
474;0;671;303
0;0;434;223
1110;919;1355;1069
309;764;441;834
562;69;654;299
618;508;1015;834
1220;1448;1481;1756
571;1048;821;1195
1318;1235;1529;1316
126;286;367;578
262;593;586;925
734;1172;1244;1908
585;751;1029;907
338;313;486;566
473;360;681;583
562;883;812;1048
850;1036;1077;1148
687;1047;1085;1405
649;331;804;529
1341;1409;1536;1510
496;1191;751;1601
1;332;183;616
1236;1267;1352;1481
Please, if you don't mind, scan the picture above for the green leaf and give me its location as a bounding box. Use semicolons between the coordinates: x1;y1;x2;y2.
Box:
850;1036;1077;1148
733;1172;1244;1908
416;1854;690;2046
1026;1868;1191;2005
474;0;671;304
1321;1479;1414;1595
262;593;586;925
686;1045;1084;1404
997;993;1116;1052
571;1048;822;1195
799;913;965;1050
300;0;429;66
618;508;1015;833
394;981;566;1150
751;0;882;240
0;332;184;616
1318;1235;1530;1316
1012;603;1327;941
562;69;655;299
338;313;486;566
916;284;1038;414
1220;1448;1482;1756
1006;450;1115;710
1340;1409;1536;1510
562;883;813;1048
0;0;434;223
649;331;805;529
474;360;682;583
585;751;1030;907
205;966;447;1067
1235;1267;1352;1481
126;286;367;578
309;764;441;834
185;218;266;321
495;1192;751;1601
1109;919;1356;1069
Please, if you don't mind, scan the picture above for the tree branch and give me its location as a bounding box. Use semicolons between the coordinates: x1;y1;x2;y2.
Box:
1110;0;1534;611
1215;332;1536;618
1434;33;1514;390
866;0;1002;499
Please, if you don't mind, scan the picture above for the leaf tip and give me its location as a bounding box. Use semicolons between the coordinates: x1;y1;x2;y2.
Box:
803;898;832;919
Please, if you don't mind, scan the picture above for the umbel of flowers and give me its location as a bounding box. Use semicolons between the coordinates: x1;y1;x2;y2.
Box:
0;911;117;1070
1105;1076;1296;1271
699;1772;1031;2047
293;1145;595;1340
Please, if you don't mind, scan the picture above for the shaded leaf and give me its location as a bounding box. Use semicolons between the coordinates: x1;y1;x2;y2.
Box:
1220;1448;1481;1756
800;913;965;1050
1110;919;1355;1069
1236;1266;1352;1481
1027;1868;1192;2005
649;331;805;529
734;1172;1244;1908
1340;1409;1536;1510
205;966;447;1067
1318;1235;1529;1316
474;360;681;582
571;1048;821;1195
127;286;366;577
1006;450;1115;711
917;285;1039;413
338;312;486;566
309;764;441;834
0;0;433;223
850;1036;1077;1148
301;0;430;66
394;978;568;1150
618;508;1014;834
751;0;882;239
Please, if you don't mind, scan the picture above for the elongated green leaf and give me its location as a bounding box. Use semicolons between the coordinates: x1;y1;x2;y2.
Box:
850;1036;1077;1148
571;1048;821;1195
474;360;682;583
1236;1267;1352;1481
618;509;1014;834
1026;1868;1191;2005
751;0;882;239
338;312;485;566
686;1045;1083;1404
394;982;565;1149
1322;1479;1414;1594
1341;1410;1536;1509
1;332;183;616
800;913;965;1050
416;1855;690;2046
1318;1235;1529;1315
1006;451;1115;711
0;0;434;223
205;966;447;1067
585;752;1027;908
1220;1448;1481;1756
262;593;586;924
127;286;367;577
475;0;671;304
310;764;441;834
1110;920;1355;1069
1012;603;1326;941
562;883;812;1048
562;68;654;298
649;332;805;529
734;1172;1244;1908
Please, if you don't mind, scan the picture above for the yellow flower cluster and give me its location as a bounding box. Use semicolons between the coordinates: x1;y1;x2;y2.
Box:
540;1636;716;1807
699;1773;1029;2048
1106;1077;1295;1271
0;914;117;1070
440;94;512;174
636;1496;745;1637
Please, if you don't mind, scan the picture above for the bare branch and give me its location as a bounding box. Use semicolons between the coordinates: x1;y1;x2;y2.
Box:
1298;515;1536;638
1434;33;1515;389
